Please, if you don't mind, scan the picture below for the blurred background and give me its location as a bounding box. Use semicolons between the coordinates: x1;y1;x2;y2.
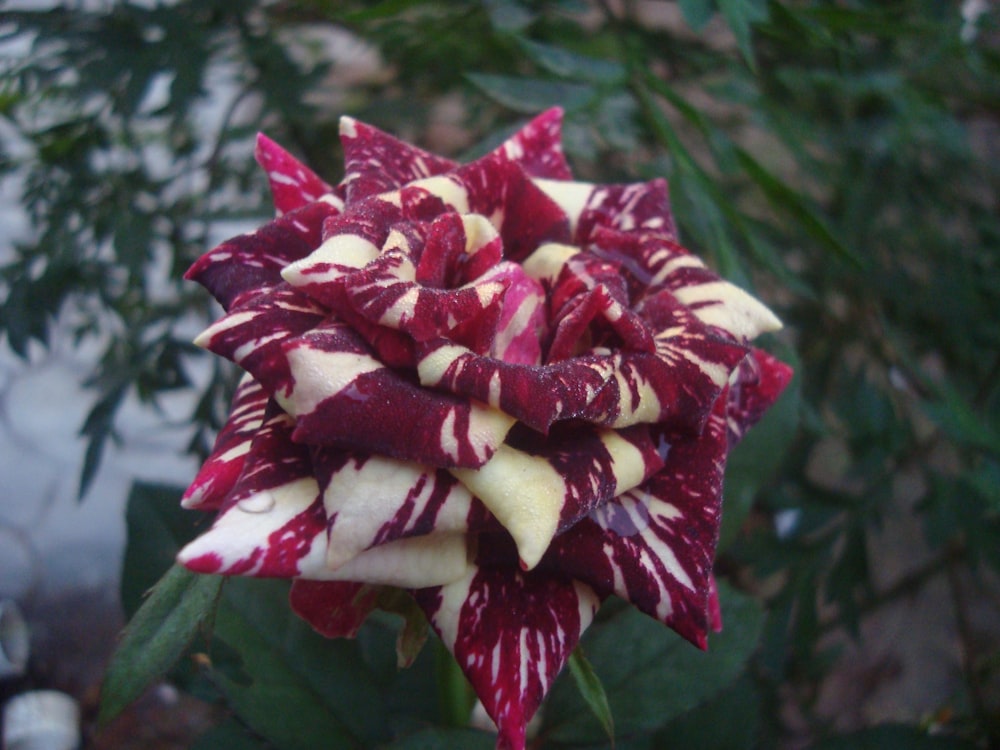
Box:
1;1;998;748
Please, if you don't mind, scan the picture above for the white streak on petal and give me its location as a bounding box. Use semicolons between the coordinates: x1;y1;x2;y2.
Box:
177;477;320;575
451;444;564;570
532;178;593;232
417;343;468;386
521;242;579;283
673;281;783;341
409;176;469;213
193;311;257;349
279;348;383;416
324;456;473;568
339;115;358;139
306;533;471;588
282;233;379;287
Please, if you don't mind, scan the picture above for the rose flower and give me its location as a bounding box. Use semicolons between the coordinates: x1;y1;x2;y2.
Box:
177;108;792;750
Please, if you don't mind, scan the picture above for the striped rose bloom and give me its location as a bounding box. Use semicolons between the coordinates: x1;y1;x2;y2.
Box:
178;109;792;750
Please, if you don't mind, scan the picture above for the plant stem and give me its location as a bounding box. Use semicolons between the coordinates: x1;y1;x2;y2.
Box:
436;637;475;728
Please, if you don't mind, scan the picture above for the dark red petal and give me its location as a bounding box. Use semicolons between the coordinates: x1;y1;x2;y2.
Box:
178;402;328;578
255;134;338;215
415;212;503;288
182;375;269;510
589;229;782;342
415;566;599;750
185;201;337;311
543;400;731;649
193;284;326;399
727;348;794;446
574;179;676;244
289;580;380;638
277;321;513;468
310;448;492;569
418;298;746;435
338;115;458;203
453;154;572;261
489;107;573;180
340;247;508;350
544;254;655;361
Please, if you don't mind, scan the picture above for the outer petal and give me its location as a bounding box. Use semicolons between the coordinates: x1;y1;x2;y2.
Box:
178;403;328;578
542;403;730;649
185;201;337;311
338;115;458;203
416;565;600;750
489;107;573;180
313;450;487;569
182;374;269;510
255;134;339;216
193;284;326;398
533;178;676;242
727;348;795;445
289;580;379;638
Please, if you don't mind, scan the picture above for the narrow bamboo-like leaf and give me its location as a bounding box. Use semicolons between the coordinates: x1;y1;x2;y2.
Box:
734;148;861;266
516;38;625;84
678;0;716;31
99;565;222;726
568;647;615;744
466;73;595;114
717;0;767;70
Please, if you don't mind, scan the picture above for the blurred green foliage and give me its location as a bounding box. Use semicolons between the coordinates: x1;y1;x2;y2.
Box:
2;0;999;747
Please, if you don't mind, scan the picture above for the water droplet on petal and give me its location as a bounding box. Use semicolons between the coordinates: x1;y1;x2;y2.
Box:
238;492;275;514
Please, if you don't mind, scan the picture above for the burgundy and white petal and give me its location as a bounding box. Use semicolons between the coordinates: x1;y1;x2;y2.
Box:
182;374;269;510
178;403;327;578
543;404;730;648
185;201;338;311
276;320;516;468
255;133;338;216
313;450;483;569
416;564;600;750
176;107;794;750
338;115;458;203
451;424;663;570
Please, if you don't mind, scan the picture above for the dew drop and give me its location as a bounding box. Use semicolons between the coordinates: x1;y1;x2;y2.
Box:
238;492;276;514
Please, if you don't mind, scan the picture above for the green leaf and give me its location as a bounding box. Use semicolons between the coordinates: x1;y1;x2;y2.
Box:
568;647;615;743
716;0;767;69
515;38;625;85
466;73;596;114
651;673;762;749
190;718;271;750
542;583;764;744
483;0;535;32
678;0;716;32
208;578;390;750
121;481;207;617
98;565;222;726
734;147;862;267
923;384;1000;458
